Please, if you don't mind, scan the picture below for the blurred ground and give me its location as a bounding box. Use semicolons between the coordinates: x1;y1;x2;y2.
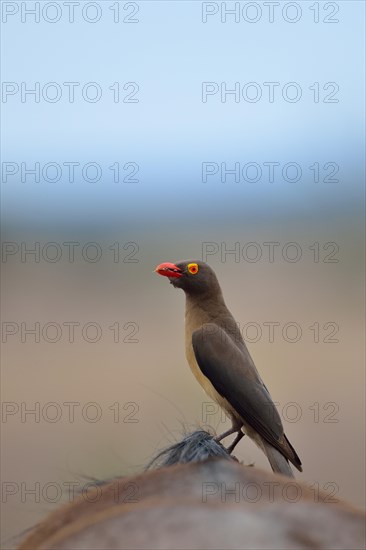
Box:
1;223;365;547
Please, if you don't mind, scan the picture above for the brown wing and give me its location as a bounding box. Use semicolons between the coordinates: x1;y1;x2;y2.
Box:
192;324;302;470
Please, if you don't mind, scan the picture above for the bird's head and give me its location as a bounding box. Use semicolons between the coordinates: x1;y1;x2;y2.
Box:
155;260;222;297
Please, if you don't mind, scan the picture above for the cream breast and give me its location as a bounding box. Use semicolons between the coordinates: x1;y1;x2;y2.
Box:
184;299;241;423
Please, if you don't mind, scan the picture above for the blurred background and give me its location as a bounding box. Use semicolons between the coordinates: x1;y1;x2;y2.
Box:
1;0;365;546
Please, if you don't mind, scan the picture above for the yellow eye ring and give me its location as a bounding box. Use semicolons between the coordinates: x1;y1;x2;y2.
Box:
187;263;199;274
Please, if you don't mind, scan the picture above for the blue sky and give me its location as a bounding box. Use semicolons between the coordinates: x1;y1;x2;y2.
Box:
1;1;365;228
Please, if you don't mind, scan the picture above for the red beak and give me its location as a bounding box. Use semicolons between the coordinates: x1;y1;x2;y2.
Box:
155;262;183;278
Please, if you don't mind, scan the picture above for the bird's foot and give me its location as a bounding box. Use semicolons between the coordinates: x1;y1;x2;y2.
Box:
214;427;238;444
226;431;245;454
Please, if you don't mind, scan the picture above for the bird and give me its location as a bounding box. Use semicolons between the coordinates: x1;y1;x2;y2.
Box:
155;260;302;477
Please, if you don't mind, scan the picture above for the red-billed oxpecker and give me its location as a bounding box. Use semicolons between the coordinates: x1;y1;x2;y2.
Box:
155;260;302;477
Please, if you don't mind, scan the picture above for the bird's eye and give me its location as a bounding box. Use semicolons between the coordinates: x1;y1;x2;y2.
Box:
188;263;199;274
